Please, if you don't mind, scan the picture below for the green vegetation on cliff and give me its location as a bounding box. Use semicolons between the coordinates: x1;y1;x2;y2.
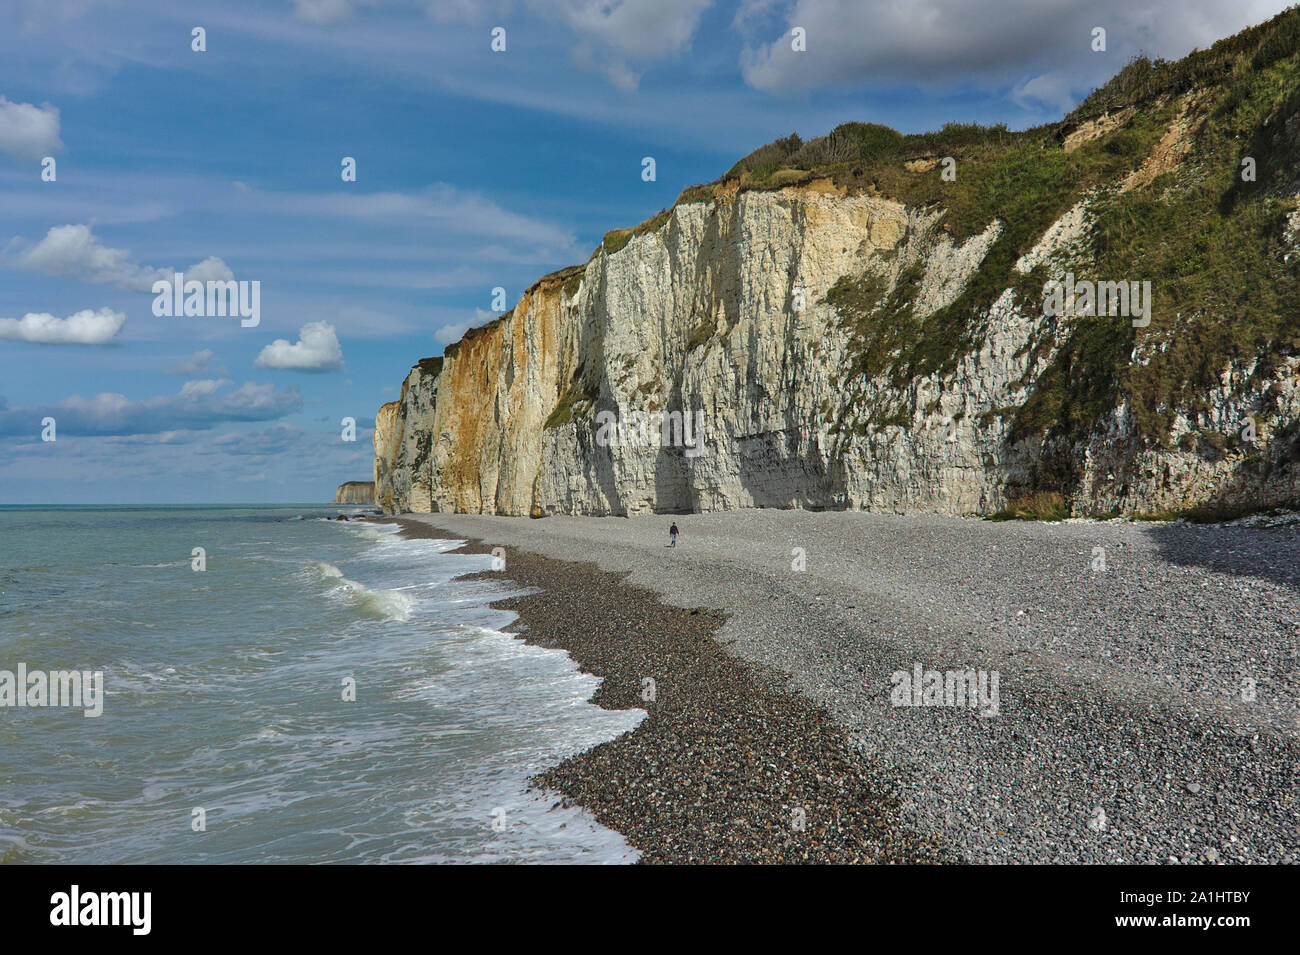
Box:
544;377;597;430
812;6;1300;494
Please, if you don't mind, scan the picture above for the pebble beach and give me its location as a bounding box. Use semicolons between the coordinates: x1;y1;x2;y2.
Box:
397;510;1300;864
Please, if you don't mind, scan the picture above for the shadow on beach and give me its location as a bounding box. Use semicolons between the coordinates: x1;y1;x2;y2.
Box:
1136;519;1300;593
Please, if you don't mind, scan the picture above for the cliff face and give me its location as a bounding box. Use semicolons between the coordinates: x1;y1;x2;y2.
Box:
377;185;991;515
374;12;1300;518
334;481;375;504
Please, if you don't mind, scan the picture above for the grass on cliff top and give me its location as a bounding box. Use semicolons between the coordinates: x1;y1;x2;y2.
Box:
1069;7;1300;121
531;263;586;299
600;208;673;256
414;356;443;377
586;7;1300;257
588;120;1062;260
588;15;1300;253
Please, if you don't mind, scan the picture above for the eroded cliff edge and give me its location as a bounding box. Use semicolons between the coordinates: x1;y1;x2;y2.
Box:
374;13;1300;518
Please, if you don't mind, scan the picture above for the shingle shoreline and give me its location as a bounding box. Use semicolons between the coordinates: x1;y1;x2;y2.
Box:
393;510;1299;864
395;517;954;864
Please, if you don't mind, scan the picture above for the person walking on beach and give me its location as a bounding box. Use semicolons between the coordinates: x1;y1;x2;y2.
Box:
668;522;679;548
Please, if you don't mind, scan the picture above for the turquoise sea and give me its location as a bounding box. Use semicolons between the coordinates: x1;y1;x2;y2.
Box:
0;505;642;864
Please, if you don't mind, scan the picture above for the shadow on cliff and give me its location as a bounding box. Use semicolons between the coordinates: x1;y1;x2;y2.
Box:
645;432;837;513
652;446;694;514
732;430;839;510
577;426;629;517
1097;428;1300;593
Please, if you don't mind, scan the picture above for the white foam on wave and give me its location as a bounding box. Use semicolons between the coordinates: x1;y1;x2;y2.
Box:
298;513;643;862
344;580;414;621
345;522;403;542
305;560;413;621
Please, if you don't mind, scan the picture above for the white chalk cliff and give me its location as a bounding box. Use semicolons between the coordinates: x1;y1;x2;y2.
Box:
373;27;1300;519
373;171;1300;516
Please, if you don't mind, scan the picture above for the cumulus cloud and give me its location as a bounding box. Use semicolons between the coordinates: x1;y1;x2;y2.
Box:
1013;72;1081;114
292;0;517;26
551;0;712;90
546;0;710;59
434;321;471;345
292;0;483;26
0;307;124;345
731;0;783;31
0;96;63;163
8;224;234;292
569;43;643;92
184;256;237;283
103;430;199;446
288;0;708;90
737;0;1293;97
0;380;302;437
254;321;344;372
435;307;494;345
422;0;513;22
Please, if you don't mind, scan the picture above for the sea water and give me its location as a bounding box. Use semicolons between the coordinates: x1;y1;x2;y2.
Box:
0;505;642;864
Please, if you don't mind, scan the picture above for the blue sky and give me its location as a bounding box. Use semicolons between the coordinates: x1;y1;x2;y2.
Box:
0;0;1291;504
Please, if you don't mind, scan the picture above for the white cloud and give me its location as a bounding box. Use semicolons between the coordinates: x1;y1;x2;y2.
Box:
0;96;63;163
737;0;1294;95
292;0;500;26
731;0;782;30
103;430;198;446
434;321;471;345
419;0;514;23
435;308;494;345
1013;73;1080;114
202;424;308;456
178;378;232;398
9;224;234;292
21;0;112;33
287;0;708;90
546;0;711;91
569;42;643;92
0;380;303;437
254;321;345;372
545;0;710;59
185;256;237;283
0;307;124;345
